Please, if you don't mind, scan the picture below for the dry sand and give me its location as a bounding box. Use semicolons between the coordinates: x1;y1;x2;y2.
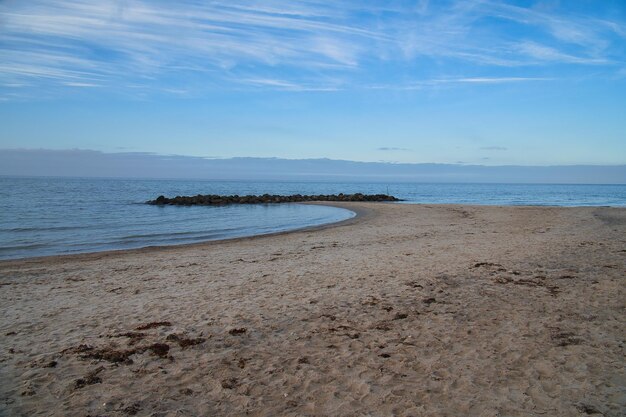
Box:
0;203;624;417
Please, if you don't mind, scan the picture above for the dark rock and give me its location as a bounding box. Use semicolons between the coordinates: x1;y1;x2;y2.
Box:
147;193;401;206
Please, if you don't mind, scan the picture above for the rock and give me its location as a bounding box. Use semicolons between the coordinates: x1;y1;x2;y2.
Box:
147;193;401;206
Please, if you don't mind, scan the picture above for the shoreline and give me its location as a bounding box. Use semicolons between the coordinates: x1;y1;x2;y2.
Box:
0;202;366;266
2;201;619;265
1;203;624;416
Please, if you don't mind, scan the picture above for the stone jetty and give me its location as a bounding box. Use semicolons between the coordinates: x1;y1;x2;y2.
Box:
147;193;401;206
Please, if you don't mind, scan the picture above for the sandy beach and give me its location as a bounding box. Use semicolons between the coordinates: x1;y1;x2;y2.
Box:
1;202;624;417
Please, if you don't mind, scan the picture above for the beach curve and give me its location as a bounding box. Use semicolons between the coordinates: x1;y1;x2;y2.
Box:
1;202;624;416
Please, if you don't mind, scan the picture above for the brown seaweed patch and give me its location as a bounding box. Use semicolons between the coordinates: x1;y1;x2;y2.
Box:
44;360;58;368
62;344;94;355
473;262;504;269
493;276;560;296
361;296;380;306
74;366;104;389
110;332;146;345
221;378;238;389
123;402;141;415
65;342;170;363
576;403;601;415
166;333;206;349
374;322;392;331
551;331;582;347
135;321;172;330
81;347;138;363
147;343;170;358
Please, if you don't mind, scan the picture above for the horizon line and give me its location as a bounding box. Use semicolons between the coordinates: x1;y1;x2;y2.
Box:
2;148;625;168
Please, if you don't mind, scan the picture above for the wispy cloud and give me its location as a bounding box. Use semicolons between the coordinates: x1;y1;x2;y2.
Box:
366;76;551;90
0;0;624;98
437;77;552;84
377;147;412;152
516;42;607;65
63;82;102;88
238;78;342;91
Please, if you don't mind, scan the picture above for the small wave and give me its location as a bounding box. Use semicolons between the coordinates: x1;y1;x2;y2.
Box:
0;243;50;251
117;233;228;245
4;225;83;233
117;228;244;241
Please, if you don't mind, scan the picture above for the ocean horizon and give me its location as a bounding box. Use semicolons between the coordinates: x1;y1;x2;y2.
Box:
2;176;625;260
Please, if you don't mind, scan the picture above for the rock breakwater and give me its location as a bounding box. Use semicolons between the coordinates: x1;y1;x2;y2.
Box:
147;193;400;206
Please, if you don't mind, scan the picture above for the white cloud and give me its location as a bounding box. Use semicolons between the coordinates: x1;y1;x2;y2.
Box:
0;0;623;97
517;41;607;65
366;76;551;90
63;82;102;87
445;76;552;84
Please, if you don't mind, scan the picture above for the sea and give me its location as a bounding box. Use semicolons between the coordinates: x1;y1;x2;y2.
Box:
1;176;625;260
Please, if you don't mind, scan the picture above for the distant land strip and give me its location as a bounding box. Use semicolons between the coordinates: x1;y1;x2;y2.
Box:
147;193;401;206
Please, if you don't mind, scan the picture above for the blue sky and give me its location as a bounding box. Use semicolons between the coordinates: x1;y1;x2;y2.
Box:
1;0;625;166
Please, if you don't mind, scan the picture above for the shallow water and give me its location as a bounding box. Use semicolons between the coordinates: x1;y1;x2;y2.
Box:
0;177;356;260
1;177;625;260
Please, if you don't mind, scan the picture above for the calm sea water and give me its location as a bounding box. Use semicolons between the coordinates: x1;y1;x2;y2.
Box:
1;177;625;260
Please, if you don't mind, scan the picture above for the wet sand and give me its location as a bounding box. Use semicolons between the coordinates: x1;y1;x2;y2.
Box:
1;203;625;416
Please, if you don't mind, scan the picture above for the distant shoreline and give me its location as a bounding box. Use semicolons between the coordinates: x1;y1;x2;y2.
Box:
2;149;625;184
2;173;626;186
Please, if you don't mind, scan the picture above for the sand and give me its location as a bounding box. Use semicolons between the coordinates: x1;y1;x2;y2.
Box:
0;203;624;417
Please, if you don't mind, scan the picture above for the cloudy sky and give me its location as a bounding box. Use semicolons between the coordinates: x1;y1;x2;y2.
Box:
1;0;625;166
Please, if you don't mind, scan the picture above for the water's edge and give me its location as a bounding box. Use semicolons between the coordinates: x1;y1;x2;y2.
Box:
0;204;358;263
2;177;625;261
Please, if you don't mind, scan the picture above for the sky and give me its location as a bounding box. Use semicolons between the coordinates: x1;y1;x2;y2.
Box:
1;0;625;167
